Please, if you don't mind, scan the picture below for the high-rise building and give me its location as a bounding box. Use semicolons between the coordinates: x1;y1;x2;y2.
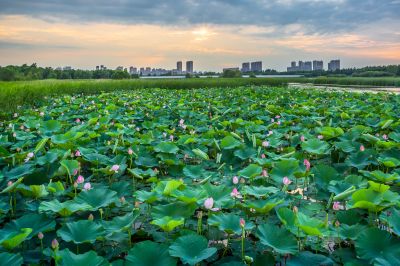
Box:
96;66;100;70
313;60;323;71
116;66;124;71
177;61;183;73
129;66;137;75
186;61;193;73
304;61;312;71
241;62;250;72
328;60;340;71
250;61;262;72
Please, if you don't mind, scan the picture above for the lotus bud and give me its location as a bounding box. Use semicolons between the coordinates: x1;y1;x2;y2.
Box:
38;232;44;240
88;214;94;221
51;239;59;250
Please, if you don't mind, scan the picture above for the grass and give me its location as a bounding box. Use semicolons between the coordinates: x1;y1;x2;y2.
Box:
1;77;400;112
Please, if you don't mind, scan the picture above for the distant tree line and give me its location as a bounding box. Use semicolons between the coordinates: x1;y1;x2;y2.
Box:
281;65;400;77
0;63;135;81
0;63;399;81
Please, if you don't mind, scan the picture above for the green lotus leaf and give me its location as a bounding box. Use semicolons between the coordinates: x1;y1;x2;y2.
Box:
183;165;205;179
58;159;79;176
301;139;330;155
3;213;55;240
151;217;184;232
238;164;263;179
135;155;159;168
355;228;400;265
58;249;109;266
169;234;217;265
256;223;298;254
0;228;32;249
128;168;156;179
171;187;206;204
40;120;62;134
316;126;344;140
296;212;326;236
126;241;177;266
386;208;400;236
103;210;140;234
270;159;300;182
276;207;297;229
51;131;84;144
75;188;118;210
39;199;92;217
4;164;34;180
220;135;242;149
0;252;23;266
208;213;254;235
244;186;279;198
360;170;400;184
378;156;400;168
151;202;197;219
57;220;104;244
338;224;367;240
286;251;334;266
245;198;284;214
154;142;179;154
345;151;374;169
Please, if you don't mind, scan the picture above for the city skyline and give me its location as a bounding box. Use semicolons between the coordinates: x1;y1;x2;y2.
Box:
0;1;399;71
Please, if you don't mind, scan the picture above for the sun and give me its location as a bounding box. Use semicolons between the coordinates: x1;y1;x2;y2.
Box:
191;27;216;41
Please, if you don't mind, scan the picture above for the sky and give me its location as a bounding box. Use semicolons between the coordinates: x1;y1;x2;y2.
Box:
0;0;399;71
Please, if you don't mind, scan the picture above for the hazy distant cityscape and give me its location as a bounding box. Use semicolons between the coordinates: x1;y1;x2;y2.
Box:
74;59;342;77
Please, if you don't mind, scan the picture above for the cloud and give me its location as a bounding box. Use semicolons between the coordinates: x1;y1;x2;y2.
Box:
0;0;399;34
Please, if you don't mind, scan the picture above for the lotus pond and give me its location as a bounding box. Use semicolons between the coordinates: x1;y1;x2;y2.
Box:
1;87;400;265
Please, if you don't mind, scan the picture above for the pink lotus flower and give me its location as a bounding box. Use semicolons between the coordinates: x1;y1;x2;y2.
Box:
271;118;275;123
170;135;174;141
76;175;84;184
111;165;120;173
179;119;185;125
230;188;242;198
38;232;44;240
261;169;268;177
360;145;365;152
282;176;292;185
24;152;34;162
204;197;214;209
39;112;44;117
120;196;126;204
83;182;92;191
261;154;266;159
317;135;324;139
232;176;239;184
333;201;341;211
240;218;245;228
300;135;305;142
51;239;59;250
7;181;13;187
75;150;81;157
267;130;273;136
382;134;388;140
275;115;281;119
75;118;81;123
277;121;281;125
262;141;269;147
204;197;219;211
128;148;133;155
304;159;311;171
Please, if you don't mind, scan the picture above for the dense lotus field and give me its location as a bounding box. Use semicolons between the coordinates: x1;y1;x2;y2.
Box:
1;86;400;266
